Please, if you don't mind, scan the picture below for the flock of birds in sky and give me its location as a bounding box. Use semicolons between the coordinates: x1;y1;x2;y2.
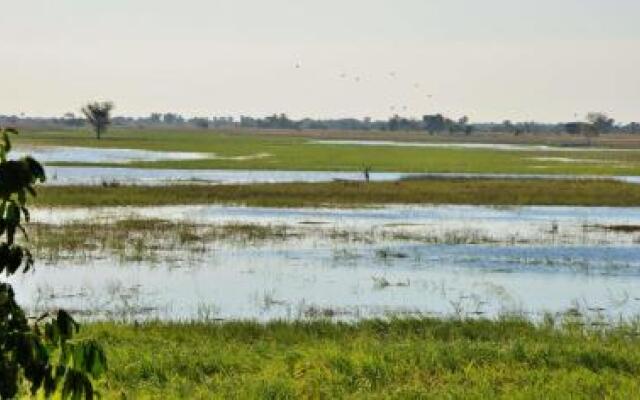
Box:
294;61;435;116
293;61;593;122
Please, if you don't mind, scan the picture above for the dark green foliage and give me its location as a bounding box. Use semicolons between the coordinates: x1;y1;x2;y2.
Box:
0;127;106;399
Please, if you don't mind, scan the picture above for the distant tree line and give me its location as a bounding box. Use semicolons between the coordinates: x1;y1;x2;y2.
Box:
1;111;639;135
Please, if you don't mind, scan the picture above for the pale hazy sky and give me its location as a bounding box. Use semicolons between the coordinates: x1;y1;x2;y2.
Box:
1;0;639;122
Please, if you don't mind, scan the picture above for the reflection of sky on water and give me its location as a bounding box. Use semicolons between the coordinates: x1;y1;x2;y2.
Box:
41;166;640;186
8;144;639;185
15;146;209;164
312;140;639;152
8;244;640;322
30;204;640;245
12;204;640;322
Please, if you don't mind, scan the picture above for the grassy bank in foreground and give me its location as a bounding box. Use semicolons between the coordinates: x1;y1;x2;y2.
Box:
81;318;640;399
34;179;640;207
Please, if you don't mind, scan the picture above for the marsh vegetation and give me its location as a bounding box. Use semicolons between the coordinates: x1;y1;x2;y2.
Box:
31;179;640;207
7;203;640;326
9;130;640;397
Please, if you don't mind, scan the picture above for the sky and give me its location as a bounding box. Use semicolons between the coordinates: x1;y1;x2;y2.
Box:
1;0;639;122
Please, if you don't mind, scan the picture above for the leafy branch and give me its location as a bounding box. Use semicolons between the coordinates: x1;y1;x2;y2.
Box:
0;127;106;399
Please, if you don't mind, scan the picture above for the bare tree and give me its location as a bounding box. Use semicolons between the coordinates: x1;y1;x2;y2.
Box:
82;101;114;139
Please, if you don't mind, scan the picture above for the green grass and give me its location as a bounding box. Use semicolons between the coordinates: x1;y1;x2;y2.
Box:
79;318;640;399
17;129;640;175
32;179;640;208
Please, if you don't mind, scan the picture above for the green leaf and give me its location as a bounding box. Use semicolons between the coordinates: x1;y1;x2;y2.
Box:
56;310;80;343
22;248;34;273
73;344;86;373
5;201;21;245
17;189;26;207
0;125;103;398
3;131;11;154
6;245;23;275
23;156;46;183
21;206;30;223
6;201;20;226
78;340;108;378
62;369;89;400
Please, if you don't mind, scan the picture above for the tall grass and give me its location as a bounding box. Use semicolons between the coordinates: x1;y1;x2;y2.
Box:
34;179;640;208
82;318;640;399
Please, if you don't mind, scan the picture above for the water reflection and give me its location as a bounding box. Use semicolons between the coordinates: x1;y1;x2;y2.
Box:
8;244;640;322
312;140;637;152
16;146;209;164
11;203;640;322
44;166;640;186
30;204;640;245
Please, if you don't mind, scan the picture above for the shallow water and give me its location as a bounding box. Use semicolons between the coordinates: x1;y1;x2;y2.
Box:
9;243;640;322
312;140;636;152
9;143;639;185
12;204;640;321
15;146;209;164
45;166;408;185
30;204;640;245
43;166;640;186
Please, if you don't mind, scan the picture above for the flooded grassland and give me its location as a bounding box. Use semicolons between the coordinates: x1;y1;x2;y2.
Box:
10;204;640;323
16;131;640;175
9;137;640;397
